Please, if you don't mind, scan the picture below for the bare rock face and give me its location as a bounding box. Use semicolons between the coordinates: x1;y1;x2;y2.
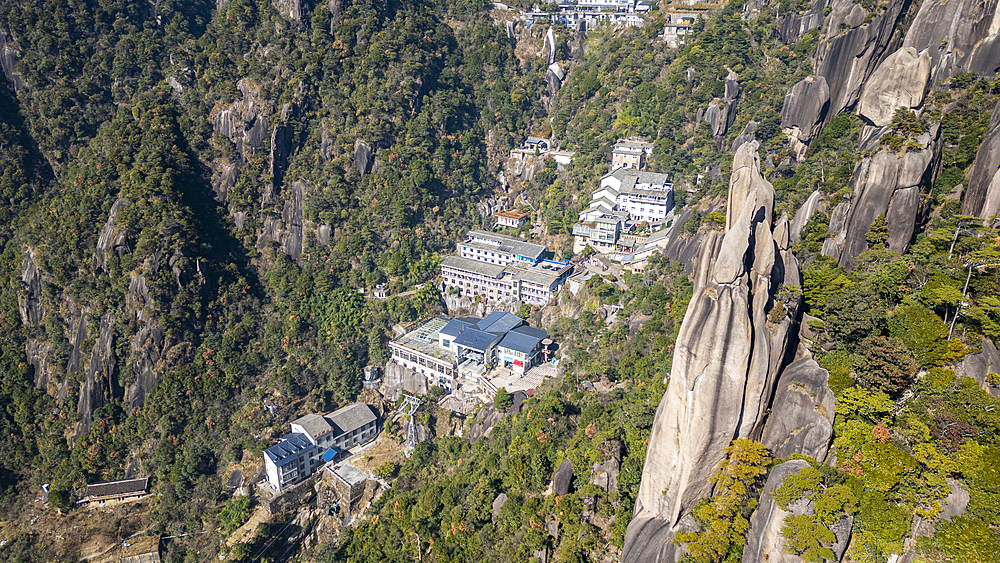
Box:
789;190;825;244
813;0;912;121
383;361;428;402
776;0;830;44
79;313;118;433
961;100;1000;219
857;47;932;127
272;0;301;20
551;459;573;496
956;336;1000;397
95;198;129;271
902;0;1000;84
543;26;558;66
354;139;373;179
742;460;811;563
278;181;307;260
0;30;24;91
780;76;830;160
760;358;835;461
623;142;796;563
823;131;938;269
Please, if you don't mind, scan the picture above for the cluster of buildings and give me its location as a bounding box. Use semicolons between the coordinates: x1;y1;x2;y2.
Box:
389;311;553;397
264;403;378;492
525;0;654;28
573;168;674;253
441;230;572;306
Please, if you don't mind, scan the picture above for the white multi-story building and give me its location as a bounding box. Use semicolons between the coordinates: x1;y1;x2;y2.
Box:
612;137;654;170
602;169;673;224
264;403;378;492
444;231;571;306
574;169;673;251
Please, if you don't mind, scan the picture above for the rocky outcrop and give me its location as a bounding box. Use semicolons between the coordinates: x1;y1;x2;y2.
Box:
383;361;427;402
551;459;573;496
730;121;757;154
0;30;24;91
742;460;853;563
776;0;830;44
281;181;306;260
211;79;271;161
823;128;939;269
813;0;911;122
590;440;622;493
272;0;301;20
902;0;1000;84
961;100;1000;219
125;322;166;410
857;47;932;127
623;141;797;563
742;460;811;563
95;198;129;271
898;478;970;563
789;190;825;244
781;76;830;160
760;358;835;461
79;313;118;433
543;26;558;66
956;336;1000;397
354;139;373;179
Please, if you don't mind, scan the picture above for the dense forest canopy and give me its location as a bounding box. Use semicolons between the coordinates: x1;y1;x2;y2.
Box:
0;0;999;561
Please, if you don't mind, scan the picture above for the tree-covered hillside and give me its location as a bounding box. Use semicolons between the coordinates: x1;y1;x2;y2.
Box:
0;0;1000;562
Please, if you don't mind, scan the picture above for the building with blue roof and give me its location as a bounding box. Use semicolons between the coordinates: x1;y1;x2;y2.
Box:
391;312;551;387
263;403;378;493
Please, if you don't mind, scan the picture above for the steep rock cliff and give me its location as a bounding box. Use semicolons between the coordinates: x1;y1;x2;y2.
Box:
622;141;797;562
961;100;1000;219
822;128;939;269
902;0;1000;84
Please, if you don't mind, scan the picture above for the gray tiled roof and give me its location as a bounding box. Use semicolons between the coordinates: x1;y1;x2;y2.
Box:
327;403;377;436
292;413;333;440
442;255;506;278
86;477;150;499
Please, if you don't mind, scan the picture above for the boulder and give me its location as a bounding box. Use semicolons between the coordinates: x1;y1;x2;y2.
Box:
857;47;932;127
902;0;1000;84
551;459;573;496
742;460;812;563
955;336;1000;397
623;142;797;563
760;358;835;461
491;493;507;523
961;100;1000;219
354;139;373;179
780;76;830;160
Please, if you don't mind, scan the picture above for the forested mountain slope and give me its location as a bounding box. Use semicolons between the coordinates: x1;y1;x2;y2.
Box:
0;0;998;562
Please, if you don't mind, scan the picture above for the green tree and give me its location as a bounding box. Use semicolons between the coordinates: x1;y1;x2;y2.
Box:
853;336;919;397
495;388;513;412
